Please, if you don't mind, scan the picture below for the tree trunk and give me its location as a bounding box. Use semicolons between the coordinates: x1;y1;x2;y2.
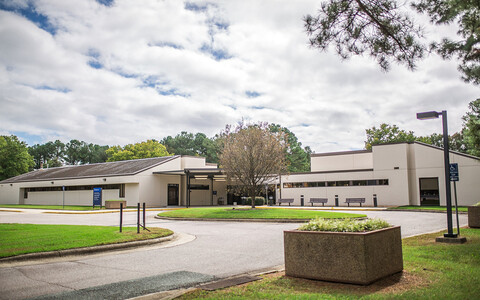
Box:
251;187;256;209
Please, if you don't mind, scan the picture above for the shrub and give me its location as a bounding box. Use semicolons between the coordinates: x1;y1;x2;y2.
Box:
245;197;265;206
105;199;124;202
474;202;480;207
298;218;391;232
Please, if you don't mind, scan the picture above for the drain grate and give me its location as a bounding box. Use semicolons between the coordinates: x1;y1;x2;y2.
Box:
199;275;261;291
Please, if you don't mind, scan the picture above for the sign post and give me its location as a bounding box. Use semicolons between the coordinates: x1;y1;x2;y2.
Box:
449;163;460;235
93;187;102;210
62;186;65;210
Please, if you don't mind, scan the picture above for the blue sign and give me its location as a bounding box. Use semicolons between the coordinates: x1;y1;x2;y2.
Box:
449;163;459;181
93;187;102;206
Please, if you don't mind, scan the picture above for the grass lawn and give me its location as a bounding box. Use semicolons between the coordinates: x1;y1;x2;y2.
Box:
0;224;173;258
180;228;480;299
0;204;135;211
158;207;366;219
388;205;469;212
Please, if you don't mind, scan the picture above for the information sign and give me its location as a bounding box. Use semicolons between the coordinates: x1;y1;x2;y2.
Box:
93;187;102;206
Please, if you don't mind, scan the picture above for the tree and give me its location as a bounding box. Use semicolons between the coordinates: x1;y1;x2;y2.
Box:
269;124;312;172
0;135;34;180
161;131;219;163
219;122;287;208
364;123;416;150
106;140;171;162
462;98;480;156
305;0;480;84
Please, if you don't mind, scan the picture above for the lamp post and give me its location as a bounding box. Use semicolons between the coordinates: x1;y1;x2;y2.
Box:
416;110;457;238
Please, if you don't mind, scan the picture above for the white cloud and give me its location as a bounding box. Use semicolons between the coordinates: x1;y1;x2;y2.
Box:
0;0;478;153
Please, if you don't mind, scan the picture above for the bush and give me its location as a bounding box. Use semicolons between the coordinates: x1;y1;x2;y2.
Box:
474;202;480;207
298;218;391;232
245;197;265;206
105;199;124;202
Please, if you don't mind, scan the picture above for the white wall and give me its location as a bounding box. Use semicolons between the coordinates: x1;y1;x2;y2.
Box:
311;152;373;172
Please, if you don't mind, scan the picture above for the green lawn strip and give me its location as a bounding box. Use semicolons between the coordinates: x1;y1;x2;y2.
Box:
0;204;137;211
0;224;173;258
158;207;365;219
180;228;480;300
388;205;468;212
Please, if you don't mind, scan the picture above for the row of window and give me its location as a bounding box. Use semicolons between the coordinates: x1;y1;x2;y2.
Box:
24;184;126;198
283;179;389;189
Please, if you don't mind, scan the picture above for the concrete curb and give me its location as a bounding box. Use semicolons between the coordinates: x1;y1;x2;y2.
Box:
0;233;175;263
386;209;468;214
155;215;310;223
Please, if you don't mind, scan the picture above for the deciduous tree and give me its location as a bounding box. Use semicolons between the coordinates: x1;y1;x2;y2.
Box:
364;123;416;150
462;98;480;156
0;135;34;180
106;140;171;162
219;122;287;208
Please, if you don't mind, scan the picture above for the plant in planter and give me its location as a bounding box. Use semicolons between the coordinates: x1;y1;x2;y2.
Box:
284;218;403;285
105;199;127;209
468;202;480;228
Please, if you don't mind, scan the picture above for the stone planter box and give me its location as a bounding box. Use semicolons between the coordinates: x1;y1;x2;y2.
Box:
105;200;127;209
468;206;480;228
284;226;403;285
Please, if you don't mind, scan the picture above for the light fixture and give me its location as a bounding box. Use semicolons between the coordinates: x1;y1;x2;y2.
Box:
103;178;107;182
416;111;440;120
51;181;54;184
194;175;208;180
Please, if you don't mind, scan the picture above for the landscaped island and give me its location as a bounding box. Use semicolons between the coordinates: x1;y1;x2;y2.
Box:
157;207;366;220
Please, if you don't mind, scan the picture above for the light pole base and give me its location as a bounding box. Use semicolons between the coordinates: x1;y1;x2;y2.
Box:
435;236;467;244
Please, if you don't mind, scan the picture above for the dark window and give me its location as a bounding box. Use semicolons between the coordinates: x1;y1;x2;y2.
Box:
190;184;209;190
119;184;125;198
336;181;350;186
378;179;389;185
327;181;336;187
352;180;367;186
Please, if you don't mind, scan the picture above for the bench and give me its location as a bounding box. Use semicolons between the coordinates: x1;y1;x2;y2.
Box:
345;198;366;207
278;198;294;206
309;198;328;206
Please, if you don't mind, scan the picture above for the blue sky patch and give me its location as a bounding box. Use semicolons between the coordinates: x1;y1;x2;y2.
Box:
245;91;261;98
184;2;209;12
149;42;183;49
200;44;231;61
0;2;56;35
88;60;103;69
157;88;190;98
251;106;265;110
96;0;114;7
37;85;71;93
12;131;44;146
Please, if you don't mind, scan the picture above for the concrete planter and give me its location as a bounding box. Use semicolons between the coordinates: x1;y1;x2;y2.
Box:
284;226;403;285
105;200;126;209
468;206;480;228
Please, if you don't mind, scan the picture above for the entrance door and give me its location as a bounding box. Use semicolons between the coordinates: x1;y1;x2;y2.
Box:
168;184;179;206
419;178;440;206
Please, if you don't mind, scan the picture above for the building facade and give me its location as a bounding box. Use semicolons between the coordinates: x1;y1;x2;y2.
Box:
0;155;227;207
276;142;480;207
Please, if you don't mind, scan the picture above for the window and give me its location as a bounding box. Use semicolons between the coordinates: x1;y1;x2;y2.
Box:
190;184;210;190
282;179;389;188
119;184;125;198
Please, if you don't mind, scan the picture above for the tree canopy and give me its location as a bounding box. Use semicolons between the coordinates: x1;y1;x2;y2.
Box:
219;122;287;208
365;123;416;150
269;124;312;172
462;98;480;156
161;131;219;163
305;0;480;84
0;135;34;181
106;140;171;162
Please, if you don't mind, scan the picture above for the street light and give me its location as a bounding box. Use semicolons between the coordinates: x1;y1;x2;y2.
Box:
417;110;457;238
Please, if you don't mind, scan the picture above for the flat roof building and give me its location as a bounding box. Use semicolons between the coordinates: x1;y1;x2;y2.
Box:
276;142;480;207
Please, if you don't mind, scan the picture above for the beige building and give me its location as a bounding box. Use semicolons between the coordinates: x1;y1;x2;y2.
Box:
0;155;227;207
277;142;480;207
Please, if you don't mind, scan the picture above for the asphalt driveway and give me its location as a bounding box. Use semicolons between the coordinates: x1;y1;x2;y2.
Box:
0;209;468;299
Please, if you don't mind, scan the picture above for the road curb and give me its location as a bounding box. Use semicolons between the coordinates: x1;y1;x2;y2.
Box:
155;216;310;223
386;209;468;214
0;233;175;263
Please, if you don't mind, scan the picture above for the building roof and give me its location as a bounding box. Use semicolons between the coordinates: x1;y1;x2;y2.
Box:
0;156;180;184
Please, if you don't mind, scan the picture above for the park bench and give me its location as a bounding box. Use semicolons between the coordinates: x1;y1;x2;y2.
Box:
345;198;366;207
278;198;294;206
309;198;328;206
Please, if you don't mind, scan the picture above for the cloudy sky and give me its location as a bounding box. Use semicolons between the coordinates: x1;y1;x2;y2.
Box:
0;0;478;153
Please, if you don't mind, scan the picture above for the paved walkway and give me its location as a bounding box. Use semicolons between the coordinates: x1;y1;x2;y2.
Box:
0;209;468;299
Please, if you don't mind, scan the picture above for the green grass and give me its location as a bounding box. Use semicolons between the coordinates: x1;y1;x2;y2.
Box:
388;205;469;212
0;204;135;211
0;224;173;258
158;207;366;219
180;228;480;299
